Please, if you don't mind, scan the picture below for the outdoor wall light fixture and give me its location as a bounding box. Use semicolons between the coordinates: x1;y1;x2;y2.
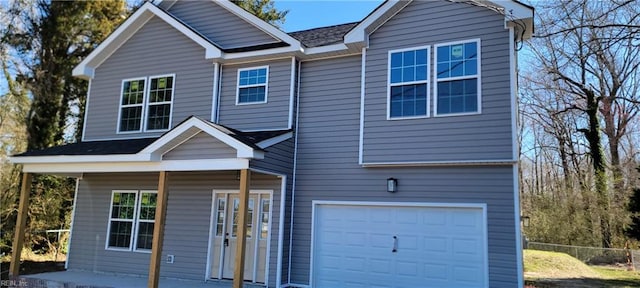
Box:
522;215;530;227
387;178;398;193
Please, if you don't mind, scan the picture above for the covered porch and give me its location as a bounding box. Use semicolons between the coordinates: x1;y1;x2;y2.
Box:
9;117;293;288
17;270;266;288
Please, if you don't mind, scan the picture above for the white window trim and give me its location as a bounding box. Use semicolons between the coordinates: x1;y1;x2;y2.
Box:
433;38;482;117
144;74;175;132
386;45;431;120
105;190;158;253
116;74;175;134
117;78;147;134
105;190;138;251
236;66;269;105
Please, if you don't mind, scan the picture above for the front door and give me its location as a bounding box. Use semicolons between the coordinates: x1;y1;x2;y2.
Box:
210;191;271;283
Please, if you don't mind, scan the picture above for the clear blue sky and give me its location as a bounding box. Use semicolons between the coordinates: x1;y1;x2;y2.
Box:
274;0;384;32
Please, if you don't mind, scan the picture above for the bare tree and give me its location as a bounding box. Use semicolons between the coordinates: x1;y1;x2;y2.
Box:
521;0;640;248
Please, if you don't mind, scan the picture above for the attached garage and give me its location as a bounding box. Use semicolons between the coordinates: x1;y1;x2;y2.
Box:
311;202;488;288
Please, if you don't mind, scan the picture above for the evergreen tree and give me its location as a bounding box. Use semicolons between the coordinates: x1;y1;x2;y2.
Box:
233;0;288;28
1;0;128;252
626;166;640;241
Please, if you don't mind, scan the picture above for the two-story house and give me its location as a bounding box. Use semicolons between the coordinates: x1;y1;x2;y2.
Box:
10;0;534;287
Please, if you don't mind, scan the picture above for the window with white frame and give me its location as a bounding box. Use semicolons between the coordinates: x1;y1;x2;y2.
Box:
388;47;429;119
146;76;173;131
107;190;157;251
119;79;146;132
118;75;174;133
237;67;268;104
435;40;480;115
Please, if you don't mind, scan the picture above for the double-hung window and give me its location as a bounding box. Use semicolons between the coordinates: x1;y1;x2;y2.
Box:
107;190;157;252
435;39;481;115
146;76;173;131
388;47;429;119
119;79;146;132
118;75;174;133
237;67;268;104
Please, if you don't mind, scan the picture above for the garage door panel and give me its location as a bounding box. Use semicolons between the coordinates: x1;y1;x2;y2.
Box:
313;204;487;288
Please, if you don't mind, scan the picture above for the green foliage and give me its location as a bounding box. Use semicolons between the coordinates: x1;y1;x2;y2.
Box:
3;0;128;148
232;0;288;28
524;192;601;247
0;54;30;254
0;0;128;255
625;166;640;241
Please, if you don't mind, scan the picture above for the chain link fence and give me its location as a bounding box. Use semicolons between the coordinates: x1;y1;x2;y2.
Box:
527;241;639;270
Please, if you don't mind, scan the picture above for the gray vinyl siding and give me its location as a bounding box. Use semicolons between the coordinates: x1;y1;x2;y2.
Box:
68;171;283;286
290;55;518;286
362;0;514;163
83;16;214;141
250;138;296;284
167;0;279;49
218;59;292;131
163;132;237;160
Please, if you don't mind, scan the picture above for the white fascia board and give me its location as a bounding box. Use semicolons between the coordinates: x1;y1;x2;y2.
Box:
213;0;302;49
73;2;222;79
223;46;303;61
485;0;533;21
141;117;263;159
256;132;293;149
304;44;348;55
10;154;152;164
22;158;250;174
344;0;401;45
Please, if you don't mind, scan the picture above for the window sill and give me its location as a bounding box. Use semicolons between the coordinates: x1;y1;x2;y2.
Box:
434;111;481;117
386;115;430;121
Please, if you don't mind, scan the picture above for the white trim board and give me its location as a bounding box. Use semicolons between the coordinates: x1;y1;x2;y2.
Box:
22;159;250;174
361;159;517;167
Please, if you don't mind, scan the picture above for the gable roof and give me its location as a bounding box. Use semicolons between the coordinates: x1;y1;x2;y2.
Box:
74;0;534;78
72;2;222;80
344;0;534;45
74;1;303;79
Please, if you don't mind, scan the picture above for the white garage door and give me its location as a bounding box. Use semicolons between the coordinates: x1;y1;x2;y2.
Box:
312;203;487;288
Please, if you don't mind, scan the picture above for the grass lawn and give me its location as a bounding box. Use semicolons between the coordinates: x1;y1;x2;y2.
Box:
524;249;640;288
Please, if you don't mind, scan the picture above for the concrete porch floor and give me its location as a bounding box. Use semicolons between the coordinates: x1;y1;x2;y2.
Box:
18;270;266;288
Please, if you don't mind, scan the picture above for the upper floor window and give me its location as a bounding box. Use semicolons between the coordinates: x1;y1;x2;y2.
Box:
118;75;174;133
147;76;173;131
237;67;268;105
435;39;481;116
119;78;146;132
388;47;429;119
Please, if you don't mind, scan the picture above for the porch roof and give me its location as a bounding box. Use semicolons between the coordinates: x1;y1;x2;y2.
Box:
9;117;292;174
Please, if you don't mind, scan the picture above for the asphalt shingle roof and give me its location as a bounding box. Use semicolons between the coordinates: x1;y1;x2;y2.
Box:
288;22;359;47
14;119;291;158
15;138;158;157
